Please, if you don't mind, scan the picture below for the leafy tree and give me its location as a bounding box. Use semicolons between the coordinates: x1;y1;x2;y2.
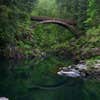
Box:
86;0;100;27
0;0;36;48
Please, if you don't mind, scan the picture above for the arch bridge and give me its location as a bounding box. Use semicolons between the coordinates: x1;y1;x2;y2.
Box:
31;16;82;37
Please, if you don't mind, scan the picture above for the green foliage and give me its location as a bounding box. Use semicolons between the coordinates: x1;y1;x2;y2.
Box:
0;0;36;45
85;0;100;26
57;0;88;29
0;5;15;47
0;0;99;59
86;26;100;47
32;0;58;17
86;25;100;36
33;24;74;51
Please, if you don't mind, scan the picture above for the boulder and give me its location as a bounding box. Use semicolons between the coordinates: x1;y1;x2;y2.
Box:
0;97;9;100
57;69;81;78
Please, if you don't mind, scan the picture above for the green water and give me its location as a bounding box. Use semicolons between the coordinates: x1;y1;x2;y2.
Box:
0;57;100;100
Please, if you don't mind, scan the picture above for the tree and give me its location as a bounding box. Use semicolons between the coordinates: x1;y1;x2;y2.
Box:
0;0;37;48
86;0;100;27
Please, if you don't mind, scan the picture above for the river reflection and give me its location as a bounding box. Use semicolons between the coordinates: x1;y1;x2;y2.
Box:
0;57;100;100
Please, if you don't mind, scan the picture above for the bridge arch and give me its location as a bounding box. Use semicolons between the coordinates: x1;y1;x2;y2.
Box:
31;16;81;37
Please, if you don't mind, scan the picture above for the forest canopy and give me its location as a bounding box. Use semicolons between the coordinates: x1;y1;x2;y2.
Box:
0;0;100;59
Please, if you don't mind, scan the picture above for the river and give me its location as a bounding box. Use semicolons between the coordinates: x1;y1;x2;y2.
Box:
0;57;100;100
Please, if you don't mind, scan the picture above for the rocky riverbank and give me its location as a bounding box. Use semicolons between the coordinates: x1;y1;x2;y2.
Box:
57;60;100;80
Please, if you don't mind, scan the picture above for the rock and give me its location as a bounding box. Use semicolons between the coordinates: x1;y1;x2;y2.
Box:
76;64;87;70
57;69;81;78
59;67;69;71
94;64;100;69
57;59;100;79
68;65;72;68
0;97;9;100
62;67;68;71
95;60;100;63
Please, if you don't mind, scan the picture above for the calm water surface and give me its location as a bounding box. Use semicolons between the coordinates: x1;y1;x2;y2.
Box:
0;57;100;100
